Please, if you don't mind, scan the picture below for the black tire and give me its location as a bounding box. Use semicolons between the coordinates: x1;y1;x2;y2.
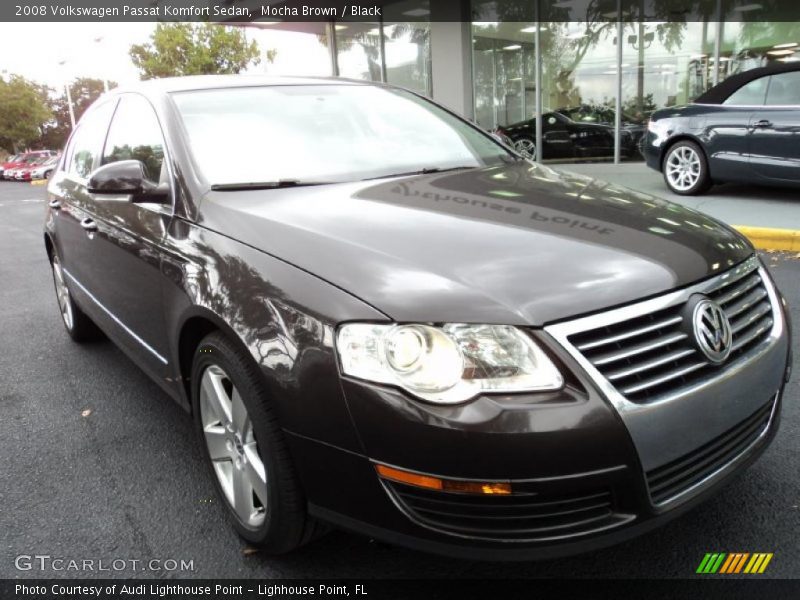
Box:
662;140;711;196
50;253;103;342
191;331;324;553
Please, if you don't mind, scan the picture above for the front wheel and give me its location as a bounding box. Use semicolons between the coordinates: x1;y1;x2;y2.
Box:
662;140;711;195
191;332;323;553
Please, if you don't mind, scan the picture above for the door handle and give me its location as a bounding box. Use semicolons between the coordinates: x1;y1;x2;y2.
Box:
753;119;773;129
80;218;98;232
48;199;61;209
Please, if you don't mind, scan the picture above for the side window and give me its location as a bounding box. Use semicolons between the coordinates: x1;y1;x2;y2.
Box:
723;76;770;106
67;100;117;179
102;95;166;185
765;71;800;106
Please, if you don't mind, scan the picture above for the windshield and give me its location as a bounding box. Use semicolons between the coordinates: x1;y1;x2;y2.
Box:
172;84;515;186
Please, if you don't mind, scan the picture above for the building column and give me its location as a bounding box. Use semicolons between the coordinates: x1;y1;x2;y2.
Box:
429;2;474;119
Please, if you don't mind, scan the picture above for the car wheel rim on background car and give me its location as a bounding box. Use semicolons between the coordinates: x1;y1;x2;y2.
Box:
665;146;701;191
199;364;268;529
52;256;73;330
514;139;536;160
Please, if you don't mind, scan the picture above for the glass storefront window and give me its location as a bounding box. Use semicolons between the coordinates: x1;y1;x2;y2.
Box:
538;19;618;162
471;23;536;130
384;22;432;95
335;23;384;82
621;21;715;116
719;20;800;79
246;22;332;77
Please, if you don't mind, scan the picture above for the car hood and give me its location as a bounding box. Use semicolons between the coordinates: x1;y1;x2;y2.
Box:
198;162;752;326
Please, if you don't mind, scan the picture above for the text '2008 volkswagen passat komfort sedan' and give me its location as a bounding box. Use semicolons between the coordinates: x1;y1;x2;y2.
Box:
45;76;792;560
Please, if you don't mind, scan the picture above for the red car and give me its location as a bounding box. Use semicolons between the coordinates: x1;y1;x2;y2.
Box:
14;155;58;181
2;150;55;180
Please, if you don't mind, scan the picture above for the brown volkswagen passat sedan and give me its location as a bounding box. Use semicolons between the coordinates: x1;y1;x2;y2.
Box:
45;76;792;560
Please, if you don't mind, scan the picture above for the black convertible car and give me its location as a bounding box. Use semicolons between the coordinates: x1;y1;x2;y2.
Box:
644;62;800;195
497;106;644;161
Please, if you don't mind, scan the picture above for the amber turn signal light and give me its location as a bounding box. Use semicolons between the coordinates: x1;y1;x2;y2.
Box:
375;464;512;495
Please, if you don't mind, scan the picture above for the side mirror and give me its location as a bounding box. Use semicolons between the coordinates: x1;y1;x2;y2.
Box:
87;160;168;203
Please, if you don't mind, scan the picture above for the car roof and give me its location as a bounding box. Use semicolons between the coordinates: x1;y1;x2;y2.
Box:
107;74;374;98
695;61;800;104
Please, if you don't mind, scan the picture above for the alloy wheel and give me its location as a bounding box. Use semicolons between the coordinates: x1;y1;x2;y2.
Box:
514;139;537;160
199;364;268;528
665;146;701;191
52;256;74;330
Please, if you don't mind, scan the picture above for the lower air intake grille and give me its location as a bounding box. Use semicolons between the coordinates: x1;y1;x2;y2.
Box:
645;399;774;505
385;483;630;541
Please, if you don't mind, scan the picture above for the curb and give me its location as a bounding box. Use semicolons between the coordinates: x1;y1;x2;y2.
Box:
734;226;800;252
30;180;47;186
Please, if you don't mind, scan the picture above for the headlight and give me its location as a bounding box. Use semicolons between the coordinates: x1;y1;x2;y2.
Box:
336;323;563;404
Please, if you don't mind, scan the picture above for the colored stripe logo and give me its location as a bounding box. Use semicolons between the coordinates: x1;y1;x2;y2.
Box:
697;552;773;574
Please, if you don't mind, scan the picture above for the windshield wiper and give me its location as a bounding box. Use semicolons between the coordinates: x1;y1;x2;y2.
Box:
210;180;331;191
363;166;476;181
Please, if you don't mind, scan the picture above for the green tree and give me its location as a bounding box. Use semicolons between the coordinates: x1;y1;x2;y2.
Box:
0;74;51;153
130;23;270;80
40;77;114;150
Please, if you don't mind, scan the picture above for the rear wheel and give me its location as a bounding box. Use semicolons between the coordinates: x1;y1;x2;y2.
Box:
50;254;102;342
513;137;537;160
662;140;711;195
192;332;323;553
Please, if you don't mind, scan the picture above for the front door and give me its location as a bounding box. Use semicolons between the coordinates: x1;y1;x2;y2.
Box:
748;70;800;183
81;93;174;376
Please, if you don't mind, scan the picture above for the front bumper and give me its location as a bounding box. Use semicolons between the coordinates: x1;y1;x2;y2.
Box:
287;259;790;560
642;131;663;171
289;391;782;560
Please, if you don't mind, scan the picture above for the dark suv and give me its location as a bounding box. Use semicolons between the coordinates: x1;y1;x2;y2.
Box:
45;76;791;559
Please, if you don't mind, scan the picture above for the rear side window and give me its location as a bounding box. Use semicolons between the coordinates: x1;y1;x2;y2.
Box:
102;95;166;185
765;71;800;105
723;76;769;106
66;100;117;179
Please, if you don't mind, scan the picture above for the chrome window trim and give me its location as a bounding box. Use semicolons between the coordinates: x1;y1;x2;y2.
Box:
62;267;168;365
544;256;783;415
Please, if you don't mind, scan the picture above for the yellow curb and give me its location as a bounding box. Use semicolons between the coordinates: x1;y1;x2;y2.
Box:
29;179;47;186
734;225;800;252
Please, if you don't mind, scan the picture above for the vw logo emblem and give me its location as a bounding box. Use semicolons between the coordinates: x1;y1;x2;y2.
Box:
692;299;732;364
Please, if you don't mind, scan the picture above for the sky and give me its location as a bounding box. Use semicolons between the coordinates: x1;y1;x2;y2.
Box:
0;23;333;90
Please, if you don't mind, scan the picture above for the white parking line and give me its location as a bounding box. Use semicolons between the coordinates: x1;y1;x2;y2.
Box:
0;199;44;207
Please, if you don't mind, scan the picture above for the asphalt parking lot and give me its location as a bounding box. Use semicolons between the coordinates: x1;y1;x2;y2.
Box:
0;179;798;579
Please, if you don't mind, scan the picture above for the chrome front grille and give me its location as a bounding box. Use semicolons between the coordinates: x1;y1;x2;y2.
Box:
565;258;774;403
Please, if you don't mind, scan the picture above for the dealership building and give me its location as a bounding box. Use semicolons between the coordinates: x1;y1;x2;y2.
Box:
244;0;800;163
